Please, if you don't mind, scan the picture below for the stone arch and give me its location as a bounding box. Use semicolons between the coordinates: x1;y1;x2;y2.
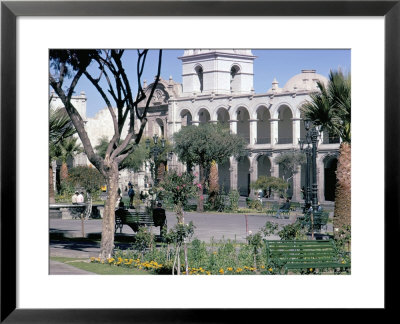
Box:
179;108;193;126
230;103;250;120
194;106;211;124
256;105;271;144
235;106;250;144
215;106;230;129
155;118;165;138
276;104;293;144
323;154;338;201
271;102;295;119
256;154;272;178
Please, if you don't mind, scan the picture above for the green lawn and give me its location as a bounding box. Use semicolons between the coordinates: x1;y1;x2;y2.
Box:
50;257;150;275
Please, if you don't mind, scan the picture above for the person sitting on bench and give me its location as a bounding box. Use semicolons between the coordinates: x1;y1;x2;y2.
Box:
152;202;166;236
276;198;291;218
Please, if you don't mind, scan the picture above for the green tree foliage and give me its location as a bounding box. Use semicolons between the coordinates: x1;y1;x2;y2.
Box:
49;107;77;162
275;151;306;182
63;166;106;196
157;171;199;211
173;123;246;182
251;176;288;197
95;136;172;173
301;69;351;143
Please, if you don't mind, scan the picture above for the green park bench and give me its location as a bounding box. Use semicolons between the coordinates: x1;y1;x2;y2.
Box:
266;203;278;216
289;202;301;211
115;209;166;234
265;239;351;274
298;211;329;231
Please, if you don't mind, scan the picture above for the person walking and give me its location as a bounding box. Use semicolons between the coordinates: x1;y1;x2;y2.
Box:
128;185;135;209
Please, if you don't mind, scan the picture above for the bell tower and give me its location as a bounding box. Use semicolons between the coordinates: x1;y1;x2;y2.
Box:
179;49;256;96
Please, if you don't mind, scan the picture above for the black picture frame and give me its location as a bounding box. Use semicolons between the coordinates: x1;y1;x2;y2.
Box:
1;0;398;322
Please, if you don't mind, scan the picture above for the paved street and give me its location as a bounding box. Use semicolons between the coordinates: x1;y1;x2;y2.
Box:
49;211;296;258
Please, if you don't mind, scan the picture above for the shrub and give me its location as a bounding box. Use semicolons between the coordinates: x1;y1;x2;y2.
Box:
277;221;307;240
62;166;105;197
246;198;263;211
132;227;155;255
227;189;240;211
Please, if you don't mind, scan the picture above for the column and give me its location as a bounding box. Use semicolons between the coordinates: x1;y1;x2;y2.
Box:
249;119;258;145
292;118;301;145
293;165;302;202
229;119;238;134
229;157;238;191
191;120;200;126
270;119;279;146
270;154;280;200
317;154;325;203
249;155;258;198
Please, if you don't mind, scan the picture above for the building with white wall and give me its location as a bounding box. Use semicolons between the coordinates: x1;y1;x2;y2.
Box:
50;50;340;204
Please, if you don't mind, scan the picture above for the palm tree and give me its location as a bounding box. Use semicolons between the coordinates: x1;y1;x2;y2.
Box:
59;136;83;183
301;69;351;234
49;106;77;203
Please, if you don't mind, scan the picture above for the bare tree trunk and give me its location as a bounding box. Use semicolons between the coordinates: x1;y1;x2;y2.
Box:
49;166;56;204
99;165;119;260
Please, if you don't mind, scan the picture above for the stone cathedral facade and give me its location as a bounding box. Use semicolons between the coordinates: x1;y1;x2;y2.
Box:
50;50;340;204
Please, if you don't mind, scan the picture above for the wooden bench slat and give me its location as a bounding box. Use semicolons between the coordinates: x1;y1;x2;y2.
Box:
265;239;350;273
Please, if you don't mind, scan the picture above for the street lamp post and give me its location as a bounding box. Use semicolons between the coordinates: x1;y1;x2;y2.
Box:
146;134;166;187
298;135;311;210
299;119;321;240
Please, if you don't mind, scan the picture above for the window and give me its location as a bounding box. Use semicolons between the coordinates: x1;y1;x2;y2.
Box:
195;65;203;92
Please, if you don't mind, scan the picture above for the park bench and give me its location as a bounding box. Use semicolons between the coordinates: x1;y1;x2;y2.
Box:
265;203;278;216
265;239;350;274
114;208;166;234
298;211;329;231
289;202;301;211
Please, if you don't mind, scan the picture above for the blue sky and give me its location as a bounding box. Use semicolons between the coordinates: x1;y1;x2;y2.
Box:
72;49;350;117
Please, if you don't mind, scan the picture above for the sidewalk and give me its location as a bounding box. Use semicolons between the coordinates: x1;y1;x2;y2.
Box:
50;260;94;275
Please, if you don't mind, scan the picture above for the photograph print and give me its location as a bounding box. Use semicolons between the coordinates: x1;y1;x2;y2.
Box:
49;49;351;275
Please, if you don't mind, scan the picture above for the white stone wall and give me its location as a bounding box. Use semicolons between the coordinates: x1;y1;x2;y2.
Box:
180;50;255;95
50;91;87;121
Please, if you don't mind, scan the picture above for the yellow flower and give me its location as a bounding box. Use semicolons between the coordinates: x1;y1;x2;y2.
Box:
341;260;346;264
261;265;265;269
309;268;313;271
227;267;233;272
268;268;273;272
219;268;224;274
236;268;243;273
